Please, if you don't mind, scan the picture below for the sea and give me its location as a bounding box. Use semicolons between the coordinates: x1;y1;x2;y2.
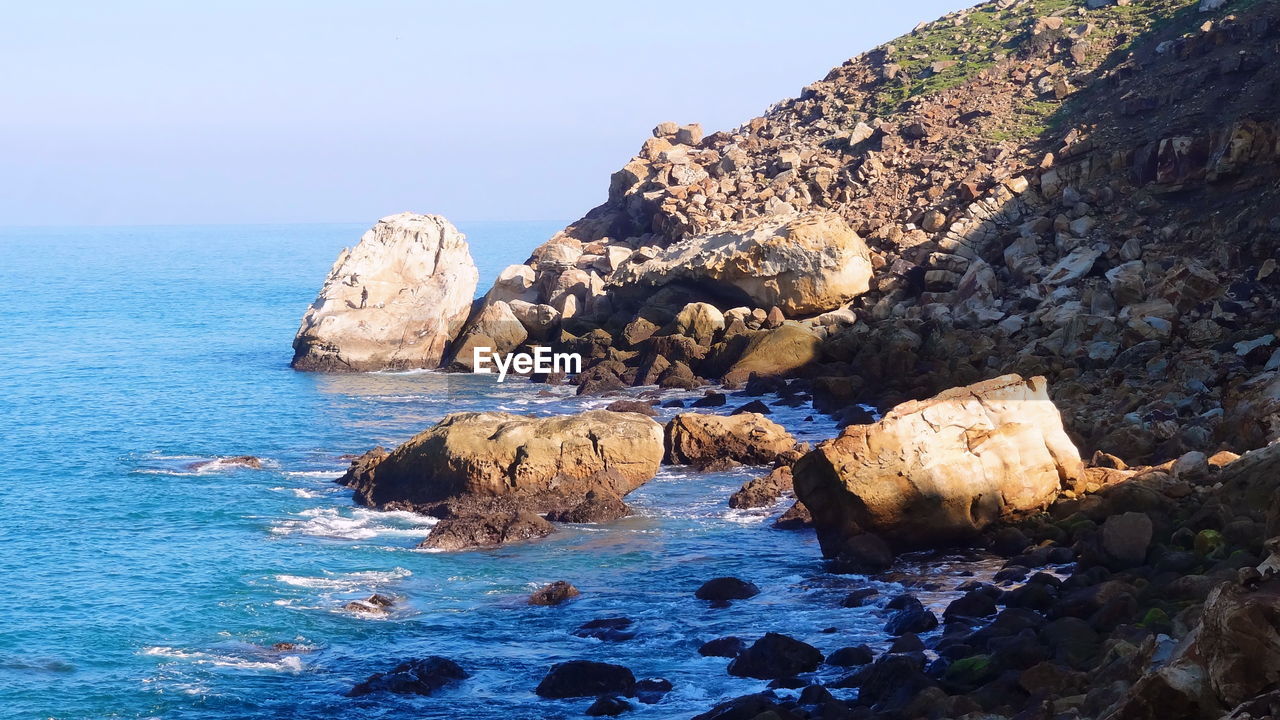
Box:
0;222;990;719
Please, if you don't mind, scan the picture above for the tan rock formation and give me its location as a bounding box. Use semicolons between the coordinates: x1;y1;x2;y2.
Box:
291;212;478;371
339;409;664;515
665;412;800;469
793;374;1082;552
608;212;872;317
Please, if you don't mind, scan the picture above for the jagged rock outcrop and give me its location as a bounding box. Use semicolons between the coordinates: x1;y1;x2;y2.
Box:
292;213;478;371
794;374;1082;552
339;410;663;527
608;211;872;316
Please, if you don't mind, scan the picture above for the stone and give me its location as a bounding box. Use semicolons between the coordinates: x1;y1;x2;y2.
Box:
545;489;631;523
339;410;664;521
418;510;554;550
535;660;636;699
827;645;875;667
695;577;761;603
604;399;658;417
292;213;478;371
507;300;560;340
665;413;798;468
723;324;823;385
1044;247;1101;286
609;212;873;317
487;264;538;304
529;581;580;606
673;302;726;345
347;656;468;697
794;375;1082;553
448;300;529;371
573;617;636;642
831;533;894;573
699;637;747;658
728;467;793;509
727;633;823;679
1100;512;1153;568
586;696;632;716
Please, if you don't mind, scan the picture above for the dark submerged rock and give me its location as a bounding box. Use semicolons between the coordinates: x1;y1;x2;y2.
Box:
534;660;636;699
695;577;760;604
346;656;467;697
727;632;823;679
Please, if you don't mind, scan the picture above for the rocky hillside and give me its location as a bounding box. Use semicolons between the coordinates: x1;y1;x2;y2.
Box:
466;0;1280;465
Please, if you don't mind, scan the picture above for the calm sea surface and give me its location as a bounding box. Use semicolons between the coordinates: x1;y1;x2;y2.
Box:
0;222;982;719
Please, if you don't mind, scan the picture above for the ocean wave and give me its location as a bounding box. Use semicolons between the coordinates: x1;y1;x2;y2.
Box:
141;646;306;673
281;470;345;479
269;507;437;540
273;567;411;590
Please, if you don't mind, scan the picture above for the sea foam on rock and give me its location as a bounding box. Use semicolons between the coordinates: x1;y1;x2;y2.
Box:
794;374;1082;554
292;212;477;372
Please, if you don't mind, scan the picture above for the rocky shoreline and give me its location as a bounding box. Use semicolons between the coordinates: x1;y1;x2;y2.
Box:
291;0;1280;717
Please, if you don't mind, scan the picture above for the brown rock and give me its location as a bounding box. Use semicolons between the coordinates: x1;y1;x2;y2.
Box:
728;466;794;509
529;581;581;606
665;413;799;468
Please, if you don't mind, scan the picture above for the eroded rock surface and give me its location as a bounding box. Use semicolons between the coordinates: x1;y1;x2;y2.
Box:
292;213;478;371
794;374;1082;552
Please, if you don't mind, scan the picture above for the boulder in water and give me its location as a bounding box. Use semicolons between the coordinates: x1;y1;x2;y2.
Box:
346;656;468;696
292;212;478;371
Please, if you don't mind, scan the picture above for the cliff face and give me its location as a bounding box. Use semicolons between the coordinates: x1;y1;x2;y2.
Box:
475;0;1280;463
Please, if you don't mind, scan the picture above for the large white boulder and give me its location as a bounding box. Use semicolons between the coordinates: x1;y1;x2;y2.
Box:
794;374;1083;553
291;213;478;371
608;211;873;317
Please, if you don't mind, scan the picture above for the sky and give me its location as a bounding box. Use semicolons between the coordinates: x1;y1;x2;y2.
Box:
1;1;969;226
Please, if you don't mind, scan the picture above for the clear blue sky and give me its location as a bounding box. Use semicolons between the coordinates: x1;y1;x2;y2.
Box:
1;1;968;226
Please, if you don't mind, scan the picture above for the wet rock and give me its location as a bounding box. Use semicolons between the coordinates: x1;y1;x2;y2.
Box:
545;489;631;524
347;656;468;696
573;617;635;642
794;375;1082;553
699;636;747;658
827;645;875;667
529;581;580;606
696;577;761;604
944;590;998;621
635;677;673;704
535;660;636;699
772;500;812;530
340;410;663;530
885;597;939;636
665;412;798;468
727;633;823;679
604;399;658;417
344;593;395;615
691;392;728;408
829;533;894;574
419;511;554;551
732;400;772;415
728;467;792;509
585;696;632;716
841;587;879;607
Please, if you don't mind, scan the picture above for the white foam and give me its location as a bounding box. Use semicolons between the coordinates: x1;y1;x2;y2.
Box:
273;567;410;590
141;647;305;673
282;470;345;479
269;507;437;540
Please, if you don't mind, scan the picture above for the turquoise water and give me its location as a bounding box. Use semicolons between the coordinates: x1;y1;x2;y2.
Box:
0;223;976;719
